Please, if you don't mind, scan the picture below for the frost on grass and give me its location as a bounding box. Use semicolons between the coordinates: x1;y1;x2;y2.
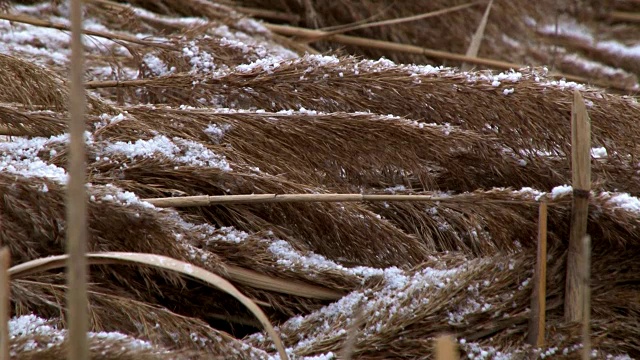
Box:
0;134;68;183
9;314;153;356
551;185;573;199
603;192;640;213
99;183;156;210
204;123;232;144
103;135;232;171
250;263;464;354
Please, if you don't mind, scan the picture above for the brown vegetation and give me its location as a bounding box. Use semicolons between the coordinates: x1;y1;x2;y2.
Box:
1;0;640;359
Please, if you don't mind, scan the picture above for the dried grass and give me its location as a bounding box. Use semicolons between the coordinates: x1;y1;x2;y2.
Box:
2;0;640;358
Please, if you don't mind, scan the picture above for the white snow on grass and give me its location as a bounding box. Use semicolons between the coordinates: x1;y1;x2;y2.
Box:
142;53;174;76
253;263;463;355
9;314;153;355
100;184;156;209
604;193;640;213
591;146;608;158
460;341;514;360
204;123;232;144
550;185;573;199
0;135;68;183
103;135;231;170
562;53;630;78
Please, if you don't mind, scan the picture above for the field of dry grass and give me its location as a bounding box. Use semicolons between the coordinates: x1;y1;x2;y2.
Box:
1;0;640;359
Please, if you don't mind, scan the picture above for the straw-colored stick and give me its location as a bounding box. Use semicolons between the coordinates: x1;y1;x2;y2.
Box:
435;335;459;360
582;235;592;360
141;193;542;208
262;23;634;92
0;248;9;360
528;201;547;347
461;0;493;71
67;0;89;359
565;90;591;323
609;11;640;22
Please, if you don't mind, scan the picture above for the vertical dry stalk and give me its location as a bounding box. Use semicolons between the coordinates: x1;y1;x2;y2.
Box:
528;201;547;347
462;0;493;71
0;248;9;360
435;334;459;360
340;307;364;360
582;235;592;360
565;90;591;322
67;0;89;359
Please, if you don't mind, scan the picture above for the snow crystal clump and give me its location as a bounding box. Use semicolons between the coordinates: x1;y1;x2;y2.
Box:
204;123;232;144
0;134;69;183
550;185;573;199
142;53;174;76
9;314;153;355
101;184;156;209
103;135;231;171
591;147;607;158
606;193;640;213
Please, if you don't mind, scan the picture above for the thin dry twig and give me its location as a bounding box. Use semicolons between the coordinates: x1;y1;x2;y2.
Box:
609;11;640;22
141;193;543;207
582;235;592;360
528;201;547;347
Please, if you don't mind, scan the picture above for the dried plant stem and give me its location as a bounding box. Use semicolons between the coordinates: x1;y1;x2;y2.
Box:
435;334;459;360
582;235;592;360
565;90;591;323
266;22;517;68
0;13;175;50
461;0;493;71
0;248;9;360
141;193;540;207
528;201;547;347
67;0;89;359
609;11;640;22
340;307;364;360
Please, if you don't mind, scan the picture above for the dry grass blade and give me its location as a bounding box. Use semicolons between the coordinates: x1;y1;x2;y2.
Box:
225;265;343;300
315;2;483;39
0;248;9;360
462;0;493;71
528;201;547;347
142;193;537;207
9;252;289;360
435;334;459;360
609;11;640;22
582;235;592;360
